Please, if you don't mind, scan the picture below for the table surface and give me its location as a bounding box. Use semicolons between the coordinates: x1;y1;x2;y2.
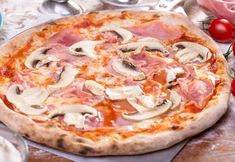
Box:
0;0;235;162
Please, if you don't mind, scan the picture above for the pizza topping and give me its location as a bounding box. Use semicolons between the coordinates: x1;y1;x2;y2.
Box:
84;80;105;96
25;47;59;69
48;65;78;91
127;20;182;40
173;42;212;63
47;28;83;46
6;84;48;115
100;26;133;43
169;90;181;109
166;67;185;87
48;104;98;129
118;38;169;55
194;65;220;85
179;79;214;107
105;85;143;100
111;59;145;81
122;99;172;121
69;41;103;59
127;95;155;112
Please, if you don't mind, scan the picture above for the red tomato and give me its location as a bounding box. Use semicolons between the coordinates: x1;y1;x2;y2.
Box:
233;42;235;56
231;78;235;96
208;19;234;43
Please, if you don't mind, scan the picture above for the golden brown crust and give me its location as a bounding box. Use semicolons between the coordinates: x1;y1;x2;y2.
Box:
0;10;230;156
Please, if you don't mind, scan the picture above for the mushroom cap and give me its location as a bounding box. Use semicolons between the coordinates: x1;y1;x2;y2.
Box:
69;40;103;59
111;59;146;81
48;65;78;91
173;42;212;63
6;84;48;115
100;26;133;43
24;47;59;69
122;99;172;121
105;85;143;100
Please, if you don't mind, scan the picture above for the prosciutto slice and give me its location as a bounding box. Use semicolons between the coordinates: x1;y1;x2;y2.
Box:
47;28;83;46
179;79;214;107
127;20;182;40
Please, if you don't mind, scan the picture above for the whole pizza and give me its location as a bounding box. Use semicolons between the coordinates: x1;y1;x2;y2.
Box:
0;10;230;156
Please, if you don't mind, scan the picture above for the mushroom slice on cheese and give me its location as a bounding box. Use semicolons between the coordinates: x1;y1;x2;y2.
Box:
100;26;133;43
6;84;48;115
166;67;185;86
170;90;181;109
105;85;143;100
84;80;105;95
25;47;59;69
173;42;212;63
122;99;172;121
48;65;78;91
127;95;155;112
69;41;103;59
48;105;98;129
118;39;169;54
112;59;145;81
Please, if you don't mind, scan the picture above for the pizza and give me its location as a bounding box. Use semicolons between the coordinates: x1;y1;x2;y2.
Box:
0;10;230;156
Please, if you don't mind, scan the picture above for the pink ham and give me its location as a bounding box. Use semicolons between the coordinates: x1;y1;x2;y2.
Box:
47;28;83;46
131;51;166;75
178;79;214;107
46;43;77;63
127;20;182;40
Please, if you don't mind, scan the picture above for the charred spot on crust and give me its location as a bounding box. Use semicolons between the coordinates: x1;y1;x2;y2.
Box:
56;135;66;149
79;146;94;155
76;138;85;143
153;14;160;19
172;125;180;130
24;133;30;138
111;143;118;151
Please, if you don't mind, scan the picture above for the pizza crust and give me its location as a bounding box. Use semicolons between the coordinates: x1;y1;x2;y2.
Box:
0;10;231;156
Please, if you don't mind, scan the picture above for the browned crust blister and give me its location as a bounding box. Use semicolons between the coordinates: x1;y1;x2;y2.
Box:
0;10;231;156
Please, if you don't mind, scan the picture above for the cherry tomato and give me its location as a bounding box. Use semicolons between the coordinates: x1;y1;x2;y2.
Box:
231;78;235;96
233;42;235;56
208;18;234;43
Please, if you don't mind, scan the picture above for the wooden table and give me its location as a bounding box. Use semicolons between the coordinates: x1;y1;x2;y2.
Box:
1;0;234;162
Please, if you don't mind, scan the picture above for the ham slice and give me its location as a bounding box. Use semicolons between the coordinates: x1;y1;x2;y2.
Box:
179;79;214;107
131;51;166;75
47;28;83;46
127;20;182;40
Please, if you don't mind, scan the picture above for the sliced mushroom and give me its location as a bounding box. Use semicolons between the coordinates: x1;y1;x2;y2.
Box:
25;47;59;69
84;80;105;96
111;59;145;81
6;84;48;115
69;41;103;59
170;90;181;109
118;39;169;55
173;42;212;63
166;67;185;86
48;104;98;129
48;65;78;91
105;85;143;100
127;95;155;112
122;99;172;121
100;26;133;43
